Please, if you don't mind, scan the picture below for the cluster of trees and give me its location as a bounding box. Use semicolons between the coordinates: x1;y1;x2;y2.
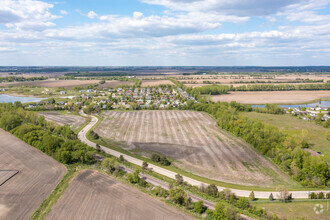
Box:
151;153;171;166
0;103;96;165
0;76;48;82
254;104;286;114
181;101;329;187
309;192;330;199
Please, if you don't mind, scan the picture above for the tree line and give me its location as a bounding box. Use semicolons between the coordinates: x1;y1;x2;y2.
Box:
185;83;330;97
0;76;48;83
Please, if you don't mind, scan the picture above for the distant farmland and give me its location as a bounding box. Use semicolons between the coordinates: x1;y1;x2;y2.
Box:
0;129;65;220
46;170;194;220
212;91;330;104
95;110;295;187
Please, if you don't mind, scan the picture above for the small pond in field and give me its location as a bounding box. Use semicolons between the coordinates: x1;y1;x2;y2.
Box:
0;94;45;103
252;101;330;109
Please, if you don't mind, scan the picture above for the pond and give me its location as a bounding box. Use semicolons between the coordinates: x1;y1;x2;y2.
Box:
252;101;330;109
0;94;45;103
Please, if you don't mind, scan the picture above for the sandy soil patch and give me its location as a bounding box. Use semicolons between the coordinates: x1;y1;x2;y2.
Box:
46;170;194;220
0;129;65;220
212;91;330;104
38;112;86;130
141;80;174;87
0;79;100;89
95;111;294;187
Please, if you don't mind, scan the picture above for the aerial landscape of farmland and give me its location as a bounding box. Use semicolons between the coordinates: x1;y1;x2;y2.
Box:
1;0;330;219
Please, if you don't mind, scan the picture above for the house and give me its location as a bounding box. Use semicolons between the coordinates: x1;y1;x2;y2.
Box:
60;91;66;95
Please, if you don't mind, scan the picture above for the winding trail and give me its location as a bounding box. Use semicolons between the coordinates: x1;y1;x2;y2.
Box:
78;113;330;199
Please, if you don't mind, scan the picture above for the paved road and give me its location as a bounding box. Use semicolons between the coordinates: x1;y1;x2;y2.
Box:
78;114;330;199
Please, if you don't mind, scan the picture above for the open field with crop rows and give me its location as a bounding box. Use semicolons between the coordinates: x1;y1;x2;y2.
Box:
212;91;330;104
46;170;194;220
95;110;295;187
0;129;65;220
39;112;86;130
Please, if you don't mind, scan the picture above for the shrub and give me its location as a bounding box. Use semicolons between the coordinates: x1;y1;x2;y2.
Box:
193;201;206;214
249;191;255;201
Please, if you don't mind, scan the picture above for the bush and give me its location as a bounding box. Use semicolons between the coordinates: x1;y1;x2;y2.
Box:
249;191;255;201
175;174;184;185
152;186;169;198
269;193;274;201
193;201;206;214
90;130;99;139
151;153;171;166
169;188;186;205
206;184;218;197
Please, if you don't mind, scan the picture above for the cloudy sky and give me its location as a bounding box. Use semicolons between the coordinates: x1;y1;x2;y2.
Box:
0;0;330;66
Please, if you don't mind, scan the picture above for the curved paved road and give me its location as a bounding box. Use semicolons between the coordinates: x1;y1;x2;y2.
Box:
78;114;329;199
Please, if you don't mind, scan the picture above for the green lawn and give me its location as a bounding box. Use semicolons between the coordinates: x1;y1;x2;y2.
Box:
254;200;330;220
241;112;330;158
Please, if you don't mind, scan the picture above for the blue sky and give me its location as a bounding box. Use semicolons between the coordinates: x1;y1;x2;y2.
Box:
0;0;330;66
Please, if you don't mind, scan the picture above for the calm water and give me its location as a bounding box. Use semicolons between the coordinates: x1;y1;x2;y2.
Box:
0;94;45;103
252;101;330;109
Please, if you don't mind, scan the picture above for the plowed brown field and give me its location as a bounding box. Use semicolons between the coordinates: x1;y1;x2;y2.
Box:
46;170;194;220
0;129;65;220
38;112;86;130
95;111;295;187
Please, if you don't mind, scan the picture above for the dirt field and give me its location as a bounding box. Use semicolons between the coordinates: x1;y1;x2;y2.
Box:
46;170;194;220
0;79;100;89
95;111;294;187
38;112;86;130
141;80;174;87
212;91;330;104
0;129;65;220
0;171;18;186
97;80;134;89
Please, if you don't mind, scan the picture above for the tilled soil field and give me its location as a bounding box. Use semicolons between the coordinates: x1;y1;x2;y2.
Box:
0;79;100;89
212;91;330;104
141;80;174;87
46;170;194;220
0;129;65;220
95;111;295;187
38;112;86;130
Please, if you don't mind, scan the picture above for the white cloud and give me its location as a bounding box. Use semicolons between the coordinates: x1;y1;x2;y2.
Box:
141;0;307;16
87;11;98;19
0;0;60;30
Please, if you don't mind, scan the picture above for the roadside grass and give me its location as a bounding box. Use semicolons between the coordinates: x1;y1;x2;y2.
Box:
75;115;91;134
30;165;77;220
87;114;317;192
253;200;330;220
241;112;330;158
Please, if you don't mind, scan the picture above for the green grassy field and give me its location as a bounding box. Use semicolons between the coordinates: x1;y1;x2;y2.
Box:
241;112;330;158
253;200;330;220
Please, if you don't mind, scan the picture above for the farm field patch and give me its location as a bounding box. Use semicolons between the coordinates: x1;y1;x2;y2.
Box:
95;110;296;187
38;112;86;131
253;201;330;220
97;80;134;89
0;79;100;89
212;91;330;104
0;129;65;220
46;170;194;220
141;80;174;87
241;112;330;158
